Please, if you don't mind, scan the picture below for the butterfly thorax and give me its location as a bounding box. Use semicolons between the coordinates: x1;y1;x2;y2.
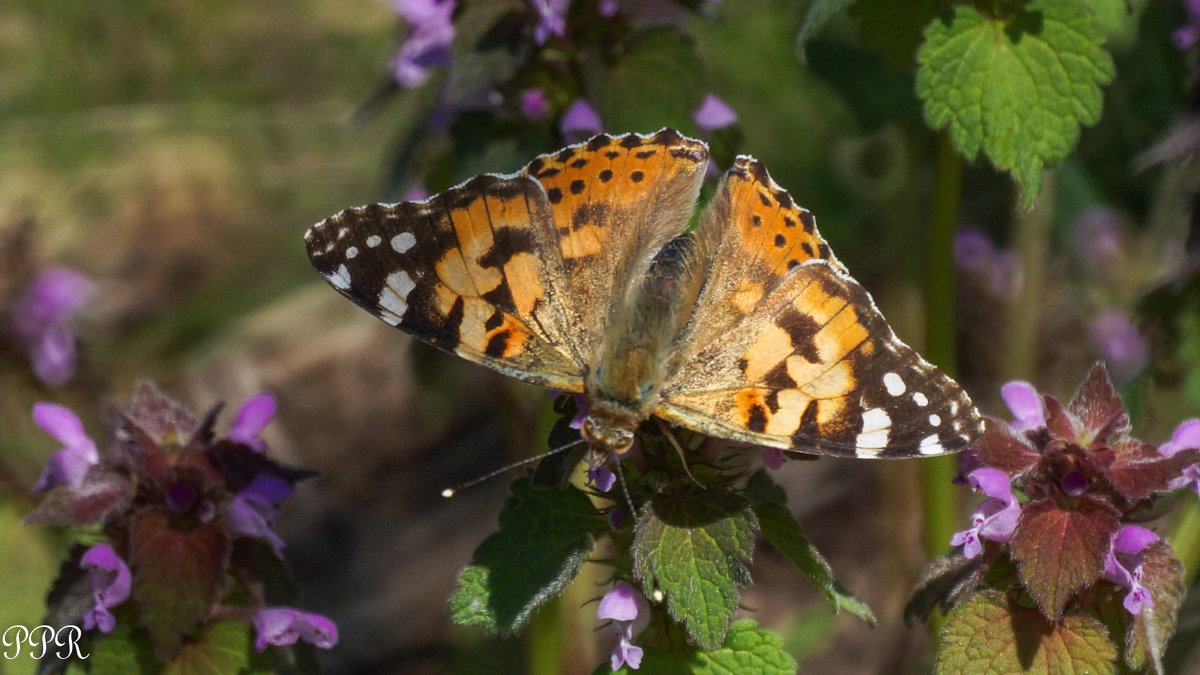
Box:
582;231;709;461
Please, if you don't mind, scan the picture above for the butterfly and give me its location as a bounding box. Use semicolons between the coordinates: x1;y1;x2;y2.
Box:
305;129;984;465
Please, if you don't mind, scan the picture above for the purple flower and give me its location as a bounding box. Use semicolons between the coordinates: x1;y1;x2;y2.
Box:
520;88;550;119
1103;525;1158;615
598;0;619;17
228;393;276;453
1175;0;1200;49
597;581;650;670
1160;419;1200;495
251;607;338;651
1001;381;1045;433
1072;208;1125;273
390;0;456;88
79;544;131;633
761;447;783;470
12;267;93;387
587;465;616;492
692;94;737;131
953;229;1021;299
560;99;602;143
532;0;570;44
228;474;294;557
1088;310;1148;385
31;402;99;494
950;468;1021;559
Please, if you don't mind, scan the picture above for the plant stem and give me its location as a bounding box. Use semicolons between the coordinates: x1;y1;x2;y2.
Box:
921;132;963;564
526;594;564;675
1170;499;1200;586
1001;173;1056;381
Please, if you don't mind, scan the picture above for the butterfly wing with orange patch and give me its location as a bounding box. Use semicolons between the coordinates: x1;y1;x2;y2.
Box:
659;159;983;458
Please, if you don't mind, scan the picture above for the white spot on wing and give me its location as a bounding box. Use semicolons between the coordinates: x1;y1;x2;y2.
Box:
929;414;941;427
856;407;891;452
913;392;929;407
883;372;906;396
392;232;417;253
346;246;358;259
377;270;416;323
919;434;943;455
326;264;351;290
366;235;382;248
337;228;348;240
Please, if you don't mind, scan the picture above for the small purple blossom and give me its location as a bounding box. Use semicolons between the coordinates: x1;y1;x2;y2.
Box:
31;402;99;493
1072;208;1125;274
251;607;338;651
228;393;276;453
520;88;550;119
80;544;131;633
953;229;1021;299
1175;0;1200;49
1160;419;1200;495
12;267;93;387
692;94;737;131
1001;381;1045;433
588;465;616;492
532;0;570;44
1087;310;1148;385
761;447;783;470
598;0;619;17
561;99;602;143
390;0;457;88
228;474;294;557
568;393;588;430
1103;525;1158;615
598;581;650;670
950;468;1020;559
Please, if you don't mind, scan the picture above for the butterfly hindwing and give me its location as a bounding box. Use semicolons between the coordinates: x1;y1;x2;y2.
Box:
660;159;983;458
305;174;585;391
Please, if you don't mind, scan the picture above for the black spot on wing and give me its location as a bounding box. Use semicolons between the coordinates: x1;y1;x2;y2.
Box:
776;307;821;363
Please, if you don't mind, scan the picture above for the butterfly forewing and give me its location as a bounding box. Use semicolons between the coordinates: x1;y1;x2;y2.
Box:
305;174;585;391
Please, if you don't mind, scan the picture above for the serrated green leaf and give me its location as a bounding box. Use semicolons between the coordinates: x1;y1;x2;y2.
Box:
88;623;157;675
916;1;1114;208
164;619;251;675
582;28;705;133
1009;496;1120;618
129;509;230;660
632;487;757;651
904;551;988;626
448;479;604;636
1126;540;1186;674
755;501;875;625
603;619;796;675
936;591;1117;674
796;0;857;61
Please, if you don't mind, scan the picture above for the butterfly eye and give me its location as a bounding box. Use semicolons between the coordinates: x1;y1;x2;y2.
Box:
614;433;634;453
581;418;596;438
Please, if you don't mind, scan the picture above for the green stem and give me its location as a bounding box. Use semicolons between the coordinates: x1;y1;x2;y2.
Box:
1169;499;1200;587
526;594;564;675
1001;173;1056;381
921;132;963;562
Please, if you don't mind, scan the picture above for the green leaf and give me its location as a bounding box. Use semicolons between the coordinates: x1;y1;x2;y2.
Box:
904;551;989;626
582;28;706;133
88;623;157;675
1009;496;1120;618
1126;540;1186;674
936;591;1117;674
632;487;757;651
449;479;604;636
755;501;875;625
444;0;527;104
916;1;1115;208
795;0;857;61
164;619;251;675
604;619;797;675
129;508;230;660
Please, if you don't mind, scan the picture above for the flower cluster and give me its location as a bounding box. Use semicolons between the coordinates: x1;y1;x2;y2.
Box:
26;382;336;666
2;264;92;387
950;364;1198;619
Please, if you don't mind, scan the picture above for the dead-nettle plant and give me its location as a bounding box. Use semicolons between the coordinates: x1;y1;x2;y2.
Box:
908;364;1200;674
24;382;336;673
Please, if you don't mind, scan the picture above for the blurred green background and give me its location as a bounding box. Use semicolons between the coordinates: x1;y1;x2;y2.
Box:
2;0;1199;673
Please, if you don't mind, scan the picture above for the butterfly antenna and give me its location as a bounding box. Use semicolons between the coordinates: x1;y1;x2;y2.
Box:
441;438;586;498
612;456;638;520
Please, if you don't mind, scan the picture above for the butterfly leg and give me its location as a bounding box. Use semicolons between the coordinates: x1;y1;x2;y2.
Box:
656;418;705;487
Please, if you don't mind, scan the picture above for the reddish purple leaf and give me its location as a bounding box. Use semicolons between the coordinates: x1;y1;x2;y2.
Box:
1067;363;1130;442
129;508;229;660
25;464;132;527
1043;395;1078;442
124;380;199;443
970;418;1041;477
1109;440;1200;502
1010;497;1121;618
1126;540;1186;674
